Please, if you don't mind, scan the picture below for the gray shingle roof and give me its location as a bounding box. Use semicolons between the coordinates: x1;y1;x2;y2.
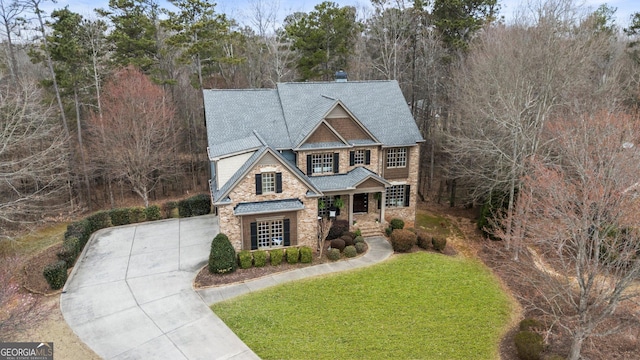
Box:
308;167;391;192
204;80;424;153
234;198;304;216
209;134;262;159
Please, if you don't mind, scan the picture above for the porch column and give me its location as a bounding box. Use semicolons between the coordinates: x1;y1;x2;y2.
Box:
348;193;354;227
380;190;386;224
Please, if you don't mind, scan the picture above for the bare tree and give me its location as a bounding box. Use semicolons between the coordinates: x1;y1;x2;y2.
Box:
317;218;332;259
0;0;25;80
445;0;628;243
495;111;640;360
86;67;179;207
0;80;69;239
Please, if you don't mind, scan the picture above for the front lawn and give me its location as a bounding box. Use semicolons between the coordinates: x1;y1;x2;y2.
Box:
212;252;513;359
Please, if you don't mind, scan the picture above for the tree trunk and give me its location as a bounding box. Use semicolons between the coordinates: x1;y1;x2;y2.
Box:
568;333;584;360
75;88;92;210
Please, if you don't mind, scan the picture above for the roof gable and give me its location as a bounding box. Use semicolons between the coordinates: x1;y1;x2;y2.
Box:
213;146;322;204
323;101;378;143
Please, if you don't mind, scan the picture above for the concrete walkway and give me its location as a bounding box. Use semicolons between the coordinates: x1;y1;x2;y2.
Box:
61;215;393;360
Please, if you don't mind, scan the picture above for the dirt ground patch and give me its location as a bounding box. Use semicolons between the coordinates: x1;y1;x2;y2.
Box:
22;243;64;295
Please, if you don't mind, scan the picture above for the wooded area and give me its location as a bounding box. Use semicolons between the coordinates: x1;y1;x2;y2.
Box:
3;0;640;357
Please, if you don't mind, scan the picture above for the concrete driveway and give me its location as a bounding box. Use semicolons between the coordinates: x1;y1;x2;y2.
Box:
61;215;259;360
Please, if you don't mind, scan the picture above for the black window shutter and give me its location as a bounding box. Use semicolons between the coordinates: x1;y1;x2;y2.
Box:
275;172;283;193
255;174;262;195
333;153;339;173
349;151;355;166
250;222;258;250
365;150;371;165
378;193;381;209
404;185;411;207
283;219;291;246
335;195;341;216
306;155;312;175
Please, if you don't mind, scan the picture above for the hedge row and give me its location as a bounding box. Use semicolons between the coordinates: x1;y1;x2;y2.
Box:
44;194;211;290
217;246;314;272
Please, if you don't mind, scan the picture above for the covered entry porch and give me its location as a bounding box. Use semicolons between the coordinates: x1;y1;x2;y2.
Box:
309;167;391;229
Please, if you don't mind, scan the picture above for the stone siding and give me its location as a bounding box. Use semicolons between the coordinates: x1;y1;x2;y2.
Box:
384;145;419;225
217;160;317;251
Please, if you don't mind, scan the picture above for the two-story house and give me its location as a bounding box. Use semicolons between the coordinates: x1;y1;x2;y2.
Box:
204;77;424;251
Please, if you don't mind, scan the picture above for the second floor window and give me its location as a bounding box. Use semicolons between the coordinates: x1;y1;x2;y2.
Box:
386;148;407;168
311;153;334;174
261;172;275;193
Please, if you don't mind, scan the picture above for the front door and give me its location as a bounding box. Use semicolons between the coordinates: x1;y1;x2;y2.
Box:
353;193;368;213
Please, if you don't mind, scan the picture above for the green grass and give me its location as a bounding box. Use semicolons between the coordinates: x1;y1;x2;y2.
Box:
212;252;512;359
0;223;68;257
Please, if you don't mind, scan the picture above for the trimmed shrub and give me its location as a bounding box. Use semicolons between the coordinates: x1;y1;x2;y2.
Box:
354;229;362;237
432;236;447;252
144;205;162;221
344;231;356;240
514;331;543;360
354;236;365;244
327;220;349;240
330;239;346;252
327;248;341;261
389;218;405;230
385;227;393;237
65;219;91;248
208;233;236;274
519;318;543;332
179;194;211;218
416;231;431;249
86;211;113;233
300;246;313;263
57;237;80;268
238;250;253;269
129;207;146;223
43;260;67;290
270;249;284;266
341;234;355;246
344;245;357;258
390;229;417;252
355;242;366;253
109;208;131;226
286;247;300;264
253;250;267;267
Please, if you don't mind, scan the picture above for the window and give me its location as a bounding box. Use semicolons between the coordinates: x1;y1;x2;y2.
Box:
311;153;333;174
353;150;365;165
318;196;335;217
257;219;284;249
262;172;275;193
386;185;410;207
386;148;407;168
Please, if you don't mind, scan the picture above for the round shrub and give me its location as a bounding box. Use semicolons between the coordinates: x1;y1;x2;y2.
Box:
355;242;366;253
344;231;356;240
330;239;346;252
390;229;417;252
341;234;354;246
327;220;349;240
270;248;284;266
253;250;267;267
208;233;236;274
327;248;341;261
519;318;543;332
286;247;300;264
343;245;357;258
300;246;313;263
238;250;252;269
43;260;67;290
144;205;162;221
354;229;362;237
514;331;543;360
390;218;405;230
354;235;364;244
385;227;393;237
432;236;447;252
416;231;431;249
